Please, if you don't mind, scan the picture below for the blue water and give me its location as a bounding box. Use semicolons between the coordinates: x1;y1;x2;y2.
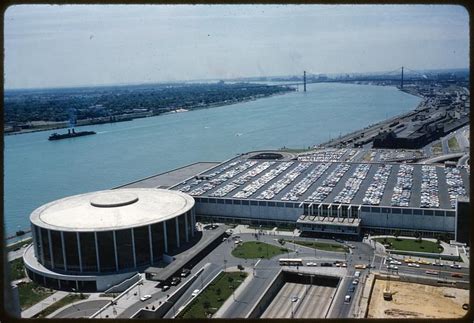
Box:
4;83;421;236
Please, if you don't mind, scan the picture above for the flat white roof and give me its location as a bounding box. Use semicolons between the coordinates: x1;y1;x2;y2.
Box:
30;188;194;232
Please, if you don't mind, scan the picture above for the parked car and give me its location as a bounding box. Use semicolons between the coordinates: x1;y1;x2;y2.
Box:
161;285;170;292
450;264;462;269
348;286;355;293
140;295;152;302
171;277;181;286
191;289;200;297
352;279;359;285
181;268;191;277
344;295;351;303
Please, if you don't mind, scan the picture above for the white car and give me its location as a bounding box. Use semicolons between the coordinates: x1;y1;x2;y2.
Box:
387;265;398;270
352;279;359;285
408;263;420;268
450;264;462;269
306;262;317;267
140;294;152;302
191;289;200;297
354;271;361;277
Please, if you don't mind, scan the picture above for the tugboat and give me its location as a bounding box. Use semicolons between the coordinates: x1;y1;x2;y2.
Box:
48;128;96;141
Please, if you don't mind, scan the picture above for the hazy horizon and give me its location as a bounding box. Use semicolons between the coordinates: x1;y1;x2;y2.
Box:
5;4;469;90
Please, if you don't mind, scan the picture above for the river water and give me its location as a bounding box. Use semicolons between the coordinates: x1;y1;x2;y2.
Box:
4;83;421;236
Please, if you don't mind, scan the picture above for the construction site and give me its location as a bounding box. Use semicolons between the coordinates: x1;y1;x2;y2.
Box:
366;276;469;319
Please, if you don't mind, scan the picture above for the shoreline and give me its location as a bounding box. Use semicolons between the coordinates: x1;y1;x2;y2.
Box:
4;89;294;137
317;84;427;148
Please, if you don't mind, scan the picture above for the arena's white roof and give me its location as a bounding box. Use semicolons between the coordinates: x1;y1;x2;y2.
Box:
30;188;194;232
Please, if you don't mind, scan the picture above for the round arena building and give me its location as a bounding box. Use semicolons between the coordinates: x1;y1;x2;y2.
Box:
23;188;195;292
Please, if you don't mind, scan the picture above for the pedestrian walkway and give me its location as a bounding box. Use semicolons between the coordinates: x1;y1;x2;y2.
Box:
232;225;300;237
21;290;69;318
213;266;253;318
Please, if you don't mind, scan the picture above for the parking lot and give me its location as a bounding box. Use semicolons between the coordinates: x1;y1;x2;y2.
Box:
172;156;469;210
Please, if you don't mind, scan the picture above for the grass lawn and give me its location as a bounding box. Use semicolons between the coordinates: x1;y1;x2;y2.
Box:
9;258;26;281
431;142;443;155
376;238;443;253
231;241;288;259
178;271;247;318
17;282;54;310
33;294;89;318
447;137;460;152
289;240;349;253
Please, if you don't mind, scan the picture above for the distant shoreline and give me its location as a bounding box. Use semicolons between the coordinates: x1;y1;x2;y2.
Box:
4;89;293;137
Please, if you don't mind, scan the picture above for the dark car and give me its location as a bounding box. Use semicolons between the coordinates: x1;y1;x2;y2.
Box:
320;262;333;267
348;286;355;293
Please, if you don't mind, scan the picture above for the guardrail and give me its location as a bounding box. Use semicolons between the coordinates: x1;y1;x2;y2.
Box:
89;274;143;318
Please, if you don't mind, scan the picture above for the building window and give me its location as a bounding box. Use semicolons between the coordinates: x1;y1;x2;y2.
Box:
392;208;401;214
40;228;52;268
151;223;164;263
97;231;116;272
402;209;412;215
115;229;134;270
79;232;98;272
251;201;258;206
134;226;151;267
63;232;80;272
166;219;178;252
242;200;249;205
50;230;64;270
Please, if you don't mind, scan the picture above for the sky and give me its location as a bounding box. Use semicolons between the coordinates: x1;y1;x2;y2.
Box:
4;4;470;89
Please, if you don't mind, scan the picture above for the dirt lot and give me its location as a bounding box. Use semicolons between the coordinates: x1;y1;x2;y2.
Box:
367;279;469;318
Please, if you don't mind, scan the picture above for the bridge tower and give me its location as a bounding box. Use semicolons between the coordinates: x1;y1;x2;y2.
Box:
304;71;307;92
401;66;404;89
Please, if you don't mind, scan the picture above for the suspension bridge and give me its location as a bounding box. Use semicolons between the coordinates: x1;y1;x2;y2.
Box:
285;67;430;91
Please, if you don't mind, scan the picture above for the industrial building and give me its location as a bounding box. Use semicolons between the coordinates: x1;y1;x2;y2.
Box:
23;188;196;292
170;152;469;240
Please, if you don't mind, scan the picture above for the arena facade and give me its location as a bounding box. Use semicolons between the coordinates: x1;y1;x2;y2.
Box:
23;188;195;292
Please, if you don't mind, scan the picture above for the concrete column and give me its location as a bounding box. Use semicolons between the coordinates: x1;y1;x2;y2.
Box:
148;225;154;264
58;279;61;290
94;232;100;272
163;222;168;253
32;225;38;259
76;280;79;290
113;231;119;271
175;217;180;249
61;232;68;271
76;232;83;273
184;213;189;242
37;226;45;264
192;208;196;236
131;229;137;268
48;230;54;268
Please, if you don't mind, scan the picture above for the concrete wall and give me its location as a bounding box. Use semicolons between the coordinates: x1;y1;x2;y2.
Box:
96;271;137;292
104;273;141;294
360;211;455;232
196;202;302;222
247;270;285;319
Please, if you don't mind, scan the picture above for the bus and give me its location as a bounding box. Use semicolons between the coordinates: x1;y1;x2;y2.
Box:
279;258;303;266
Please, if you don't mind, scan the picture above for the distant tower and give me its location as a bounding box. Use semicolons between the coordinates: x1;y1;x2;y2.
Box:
304;71;307;92
401;66;404;89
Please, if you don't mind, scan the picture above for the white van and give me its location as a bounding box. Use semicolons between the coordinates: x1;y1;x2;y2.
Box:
344;295;351;303
354;271;361;278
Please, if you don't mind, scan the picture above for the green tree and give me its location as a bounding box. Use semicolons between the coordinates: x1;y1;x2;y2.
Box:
393;230;401;241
